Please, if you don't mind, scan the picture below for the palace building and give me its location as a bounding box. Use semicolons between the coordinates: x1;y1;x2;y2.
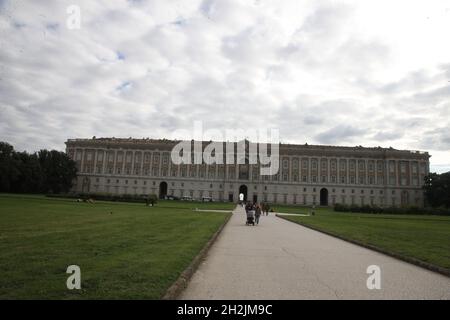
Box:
66;137;430;207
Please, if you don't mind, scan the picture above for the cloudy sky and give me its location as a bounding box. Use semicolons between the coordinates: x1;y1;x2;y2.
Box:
0;0;449;172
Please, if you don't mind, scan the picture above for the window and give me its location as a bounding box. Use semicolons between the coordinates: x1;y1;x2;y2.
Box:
331;161;336;170
389;161;395;173
377;162;383;171
359;161;365;170
302;160;308;169
420;163;426;174
389;176;395;185
400;162;406;174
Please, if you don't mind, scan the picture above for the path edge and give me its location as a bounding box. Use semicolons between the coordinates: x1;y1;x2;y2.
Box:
276;214;450;278
161;211;233;300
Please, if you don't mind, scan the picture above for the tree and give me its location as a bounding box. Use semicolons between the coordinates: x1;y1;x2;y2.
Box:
0;141;77;194
423;172;450;208
0;142;20;192
11;152;42;193
38;149;77;194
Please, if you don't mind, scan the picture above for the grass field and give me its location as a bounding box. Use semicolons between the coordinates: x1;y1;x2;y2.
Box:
279;207;450;271
0;194;232;299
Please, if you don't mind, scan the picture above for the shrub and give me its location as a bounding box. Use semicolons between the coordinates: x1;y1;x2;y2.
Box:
333;203;450;216
46;193;150;204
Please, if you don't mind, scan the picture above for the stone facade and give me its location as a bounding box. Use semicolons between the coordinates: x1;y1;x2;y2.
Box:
66;138;430;207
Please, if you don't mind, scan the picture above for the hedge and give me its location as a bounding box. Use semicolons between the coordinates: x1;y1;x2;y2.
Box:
333;203;450;216
46;192;158;204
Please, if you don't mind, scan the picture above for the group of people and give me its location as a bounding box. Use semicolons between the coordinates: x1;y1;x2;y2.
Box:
244;202;271;225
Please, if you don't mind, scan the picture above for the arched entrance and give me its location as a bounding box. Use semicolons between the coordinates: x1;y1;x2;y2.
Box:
320;188;328;206
239;185;248;202
159;181;168;199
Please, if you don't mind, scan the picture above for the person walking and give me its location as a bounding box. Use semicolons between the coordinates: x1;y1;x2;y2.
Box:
255;204;262;225
264;203;270;216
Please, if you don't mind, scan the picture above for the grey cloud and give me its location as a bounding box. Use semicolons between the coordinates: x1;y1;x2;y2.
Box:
0;0;449;174
419;126;450;151
373;131;403;141
315;125;366;145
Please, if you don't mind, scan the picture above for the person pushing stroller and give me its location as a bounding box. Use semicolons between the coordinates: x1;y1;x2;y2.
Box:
245;202;255;226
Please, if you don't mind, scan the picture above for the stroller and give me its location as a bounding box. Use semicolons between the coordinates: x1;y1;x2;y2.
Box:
246;210;255;226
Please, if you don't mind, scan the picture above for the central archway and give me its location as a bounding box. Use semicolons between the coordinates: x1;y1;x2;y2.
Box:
159;181;168;199
239;185;248;202
320;188;328;206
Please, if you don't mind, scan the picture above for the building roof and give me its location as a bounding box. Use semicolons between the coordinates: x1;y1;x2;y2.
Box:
66;137;430;160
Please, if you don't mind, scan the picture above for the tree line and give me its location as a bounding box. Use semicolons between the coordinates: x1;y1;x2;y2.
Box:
423;171;450;208
0;141;77;194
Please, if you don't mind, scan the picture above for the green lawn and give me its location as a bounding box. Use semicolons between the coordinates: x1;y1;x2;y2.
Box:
157;199;235;211
0;194;231;299
280;208;450;271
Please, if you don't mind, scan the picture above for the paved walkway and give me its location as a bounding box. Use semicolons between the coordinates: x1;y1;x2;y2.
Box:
180;205;450;299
